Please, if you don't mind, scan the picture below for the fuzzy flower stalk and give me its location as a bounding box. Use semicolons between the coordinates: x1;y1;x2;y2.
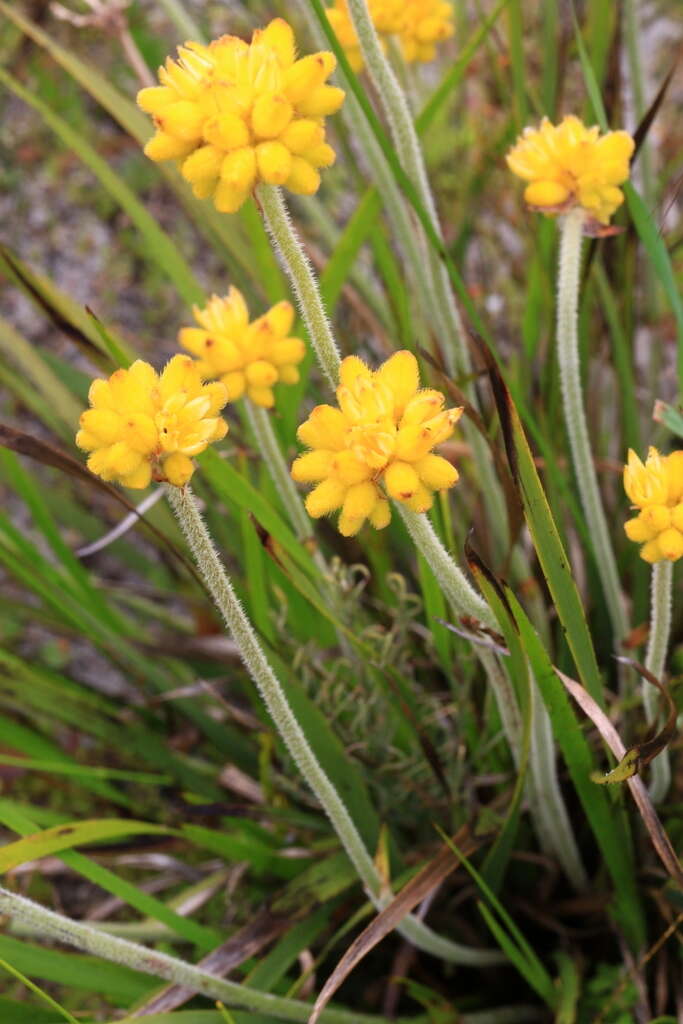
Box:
508;115;634;647
292;351;461;536
137;18;344;212
326;0;454;71
76;356;228;488
623;446;682;801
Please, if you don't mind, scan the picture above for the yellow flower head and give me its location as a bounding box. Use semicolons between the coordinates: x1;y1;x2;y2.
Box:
398;0;455;63
137;19;345;213
179;288;306;408
292;351;462;536
76;356;228;488
326;0;452;72
623;447;683;563
506;115;634;225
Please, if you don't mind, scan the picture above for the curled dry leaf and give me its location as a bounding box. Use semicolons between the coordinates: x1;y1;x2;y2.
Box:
308;827;480;1024
555;664;683;888
590;657;676;786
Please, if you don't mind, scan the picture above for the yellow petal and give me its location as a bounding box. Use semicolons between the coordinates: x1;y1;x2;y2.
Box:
295;85;345;118
657;528;683;561
163;452;195;487
369;499;391;529
252;95;293;139
415;453;458;491
256;141;292;185
524;180;570;208
245;360;279;387
383;461;420;501
247;386;275;408
285;156;320;195
297;405;347;450
222;371;246;401
342;481;378;521
375;351;419;417
291;450;335;482
305;478;346;517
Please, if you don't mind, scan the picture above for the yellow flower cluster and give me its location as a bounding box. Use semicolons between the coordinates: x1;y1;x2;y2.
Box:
292;351;461;536
76;356;228;488
326;0;454;71
179;289;305;408
137;19;344;213
506;115;634;225
623;447;683;562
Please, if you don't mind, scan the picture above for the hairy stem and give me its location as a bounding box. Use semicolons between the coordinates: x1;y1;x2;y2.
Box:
644;559;672;803
556;207;628;646
345;0;469;374
398;505;496;629
167;484;500;965
0;887;393;1024
527;682;588;890
256;183;341;389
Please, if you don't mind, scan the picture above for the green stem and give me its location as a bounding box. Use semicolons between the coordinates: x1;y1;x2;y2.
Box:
644;559;672;803
527;683;588;890
556;207;628;646
345;0;469;375
167;484;501;966
244;401;312;542
478;645;587;890
0;887;391;1024
400;506;586;884
398;505;496;629
256;183;341;388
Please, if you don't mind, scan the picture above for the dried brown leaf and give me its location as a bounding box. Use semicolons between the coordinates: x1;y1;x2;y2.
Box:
308;828;478;1024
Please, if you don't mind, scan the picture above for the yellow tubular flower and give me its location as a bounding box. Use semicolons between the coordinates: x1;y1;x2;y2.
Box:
623;447;683;563
76;356;228;488
326;0;452;72
178;288;305;408
292;351;462;536
397;0;455;63
506;115;634;225
137;19;344;213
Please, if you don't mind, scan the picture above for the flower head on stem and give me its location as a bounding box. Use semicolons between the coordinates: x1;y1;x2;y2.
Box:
179;288;305;408
327;0;453;70
506;115;634;226
137;19;344;212
76;356;228;488
292;350;462;535
624;447;683;562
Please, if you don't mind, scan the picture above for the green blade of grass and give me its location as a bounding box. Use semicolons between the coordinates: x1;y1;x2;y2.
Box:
466;551;531;893
437;831;557;1007
0;819;171;873
0;935;153;1004
0;245;135;365
0;804;222;950
503;587;645;949
0;316;81;433
483;348;605;704
0;954;79;1024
